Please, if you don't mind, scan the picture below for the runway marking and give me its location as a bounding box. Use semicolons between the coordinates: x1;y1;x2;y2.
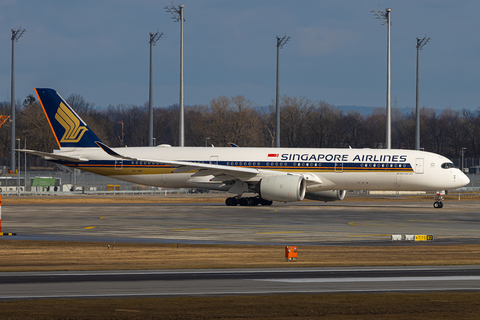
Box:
348;221;397;226
348;221;410;227
347;234;390;238
83;226;96;229
256;275;480;283
169;223;284;229
94;218;283;229
220;224;282;228
349;221;401;226
256;231;303;234
93;213;186;220
350;220;456;227
3;287;480;300
407;220;455;223
173;228;211;232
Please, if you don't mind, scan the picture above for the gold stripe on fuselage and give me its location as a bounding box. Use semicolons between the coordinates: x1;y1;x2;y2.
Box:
64;163;413;177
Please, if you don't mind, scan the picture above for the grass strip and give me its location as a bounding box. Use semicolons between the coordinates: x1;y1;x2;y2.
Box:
1;241;480;271
1;293;480;319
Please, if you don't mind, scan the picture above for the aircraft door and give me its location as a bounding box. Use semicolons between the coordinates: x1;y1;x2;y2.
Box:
115;160;123;171
210;156;219;165
415;158;424;174
334;162;343;173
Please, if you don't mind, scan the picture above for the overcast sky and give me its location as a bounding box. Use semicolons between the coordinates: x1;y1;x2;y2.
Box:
1;0;479;111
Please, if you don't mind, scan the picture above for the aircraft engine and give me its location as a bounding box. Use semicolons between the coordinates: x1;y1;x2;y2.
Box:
260;174;306;202
305;190;346;202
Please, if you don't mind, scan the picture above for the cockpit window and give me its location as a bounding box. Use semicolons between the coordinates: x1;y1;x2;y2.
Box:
441;162;456;169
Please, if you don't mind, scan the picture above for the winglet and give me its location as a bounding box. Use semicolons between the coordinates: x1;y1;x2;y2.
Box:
228;142;239;148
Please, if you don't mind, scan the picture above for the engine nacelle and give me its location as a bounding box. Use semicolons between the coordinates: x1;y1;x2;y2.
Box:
304;190;346;202
260;174;306;202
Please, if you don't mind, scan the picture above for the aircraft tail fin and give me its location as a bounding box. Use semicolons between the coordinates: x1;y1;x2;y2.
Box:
34;88;102;148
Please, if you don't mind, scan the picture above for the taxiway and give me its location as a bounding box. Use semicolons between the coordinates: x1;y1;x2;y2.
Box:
2;200;480;245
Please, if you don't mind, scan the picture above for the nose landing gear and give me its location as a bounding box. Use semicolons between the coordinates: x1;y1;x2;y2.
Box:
433;192;444;208
433;201;443;208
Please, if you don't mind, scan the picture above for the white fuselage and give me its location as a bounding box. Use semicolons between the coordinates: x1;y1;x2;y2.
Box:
53;146;470;193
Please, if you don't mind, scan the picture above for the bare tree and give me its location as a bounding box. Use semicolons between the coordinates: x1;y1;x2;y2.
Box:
304;101;339;148
280;95;311;147
343;111;364;148
66;94;95;116
363;108;386;148
1;91;479;168
18;99;57;152
461;109;480;158
229;96;262;146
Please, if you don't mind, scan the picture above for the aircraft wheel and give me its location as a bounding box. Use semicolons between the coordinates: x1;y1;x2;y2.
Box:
225;197;238;206
439;201;444;208
433;201;440;208
248;197;260;206
238;198;249;206
260;199;273;206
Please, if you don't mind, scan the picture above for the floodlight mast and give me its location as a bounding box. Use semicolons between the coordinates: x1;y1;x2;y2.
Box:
275;35;290;148
165;3;185;147
415;36;430;151
372;7;392;149
149;31;163;147
10;28;26;173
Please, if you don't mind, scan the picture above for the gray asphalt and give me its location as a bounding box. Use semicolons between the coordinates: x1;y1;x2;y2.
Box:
2;199;480;300
1;266;480;300
2;199;480;245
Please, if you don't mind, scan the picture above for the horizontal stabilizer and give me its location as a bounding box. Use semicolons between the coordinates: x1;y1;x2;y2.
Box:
17;149;89;162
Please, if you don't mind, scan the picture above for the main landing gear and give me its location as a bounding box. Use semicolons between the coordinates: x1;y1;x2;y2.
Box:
433;192;444;209
225;196;273;206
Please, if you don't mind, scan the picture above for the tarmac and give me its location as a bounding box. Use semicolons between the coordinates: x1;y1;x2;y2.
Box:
2;199;480;245
2;198;480;300
2;265;480;300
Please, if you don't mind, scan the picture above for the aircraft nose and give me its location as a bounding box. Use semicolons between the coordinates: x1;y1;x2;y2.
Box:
459;171;470;186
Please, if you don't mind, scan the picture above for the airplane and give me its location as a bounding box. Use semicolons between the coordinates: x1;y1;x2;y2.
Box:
21;88;470;208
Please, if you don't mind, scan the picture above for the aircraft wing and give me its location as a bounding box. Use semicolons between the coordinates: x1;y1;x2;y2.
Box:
17;149;89;162
20;143;336;191
95;142;336;190
95;141;260;180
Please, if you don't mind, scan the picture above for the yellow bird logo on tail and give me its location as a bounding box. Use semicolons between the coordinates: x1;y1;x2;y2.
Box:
55;102;88;143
